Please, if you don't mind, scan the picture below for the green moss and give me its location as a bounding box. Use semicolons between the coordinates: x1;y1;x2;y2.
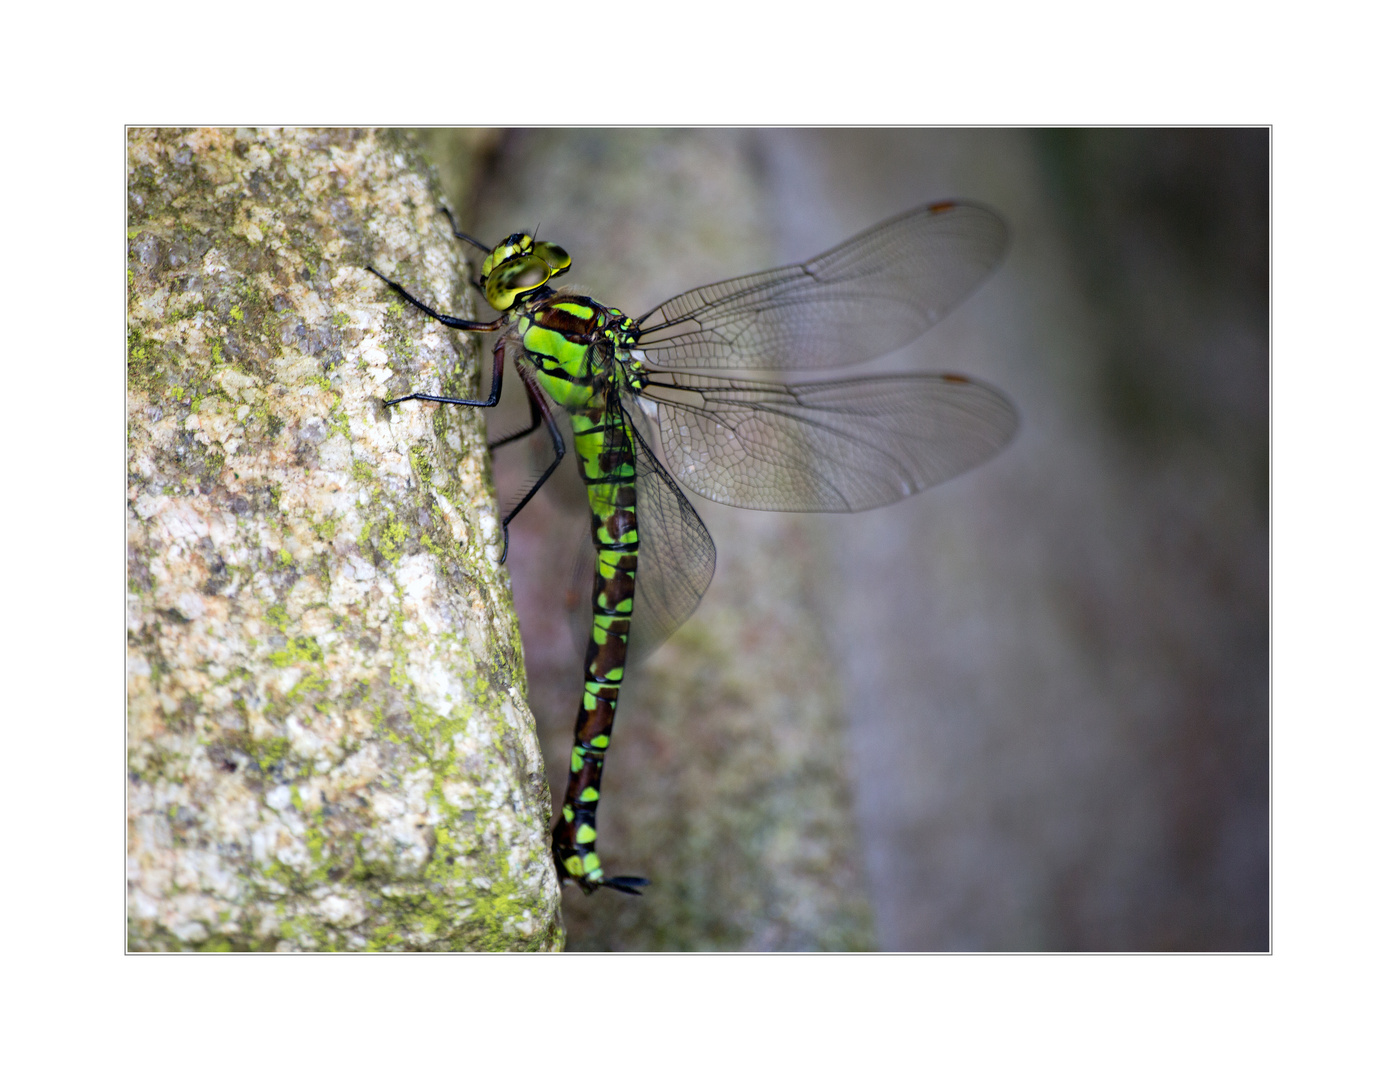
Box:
269;635;322;668
366;925;405;951
420;532;447;560
378;516;409;565
284;225;327;281
461;847;553;951
244;734;290;772
166;299;206;323
266;603;290;632
351;460;375;483
304;821;326;861
409;445;433;487
310;514;340;542
288;673;330;703
327;404;351;441
127;326;162;391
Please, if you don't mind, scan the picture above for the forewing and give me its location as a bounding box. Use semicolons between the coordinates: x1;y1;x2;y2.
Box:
636;202;1008;372
642;372;1017;512
617;400;717;663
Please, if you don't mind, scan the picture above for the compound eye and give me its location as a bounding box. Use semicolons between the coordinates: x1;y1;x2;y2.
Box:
534;241;571;274
485;254;554;309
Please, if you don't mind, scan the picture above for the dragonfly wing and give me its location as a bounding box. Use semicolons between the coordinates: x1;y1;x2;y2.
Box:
635;202;1007;372
617;398;717;663
641;372;1017;512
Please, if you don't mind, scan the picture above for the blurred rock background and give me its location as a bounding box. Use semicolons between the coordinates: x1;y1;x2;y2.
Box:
412;128;1268;951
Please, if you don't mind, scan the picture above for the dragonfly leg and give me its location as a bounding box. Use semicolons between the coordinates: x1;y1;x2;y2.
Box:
435;208;492;302
365;264;505;334
385;335;508;409
439;206;491;252
488;359;549;450
495;370;566;563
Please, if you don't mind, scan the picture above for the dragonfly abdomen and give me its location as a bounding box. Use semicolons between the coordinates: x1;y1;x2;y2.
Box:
551;405;642;892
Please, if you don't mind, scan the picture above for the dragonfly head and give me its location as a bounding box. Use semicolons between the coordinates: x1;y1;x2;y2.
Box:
478;233;572;310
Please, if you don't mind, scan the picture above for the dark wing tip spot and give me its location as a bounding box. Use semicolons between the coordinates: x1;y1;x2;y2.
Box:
929;201;957;214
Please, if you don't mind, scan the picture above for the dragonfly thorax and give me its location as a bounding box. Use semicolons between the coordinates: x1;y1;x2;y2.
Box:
479;232;573;311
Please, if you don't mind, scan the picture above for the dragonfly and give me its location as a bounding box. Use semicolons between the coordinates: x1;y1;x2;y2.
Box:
367;201;1017;896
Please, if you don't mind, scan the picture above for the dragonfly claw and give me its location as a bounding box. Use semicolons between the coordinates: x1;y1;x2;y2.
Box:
600;876;649;896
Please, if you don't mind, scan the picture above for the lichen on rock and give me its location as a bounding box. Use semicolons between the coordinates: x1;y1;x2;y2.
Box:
126;127;561;951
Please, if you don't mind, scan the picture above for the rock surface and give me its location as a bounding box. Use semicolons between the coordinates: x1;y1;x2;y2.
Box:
126;128;561;951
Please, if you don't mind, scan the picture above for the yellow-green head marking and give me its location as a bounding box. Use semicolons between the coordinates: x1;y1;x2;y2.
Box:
478;233;572;311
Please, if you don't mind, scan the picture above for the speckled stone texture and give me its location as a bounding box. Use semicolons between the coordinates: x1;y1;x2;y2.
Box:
126;128;562;951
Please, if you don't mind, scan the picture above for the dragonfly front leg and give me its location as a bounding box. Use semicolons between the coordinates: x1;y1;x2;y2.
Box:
366;264;505;335
368;265;509;408
384;333;510;410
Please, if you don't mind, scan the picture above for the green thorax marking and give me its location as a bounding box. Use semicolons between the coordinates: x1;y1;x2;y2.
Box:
513;292;646;412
